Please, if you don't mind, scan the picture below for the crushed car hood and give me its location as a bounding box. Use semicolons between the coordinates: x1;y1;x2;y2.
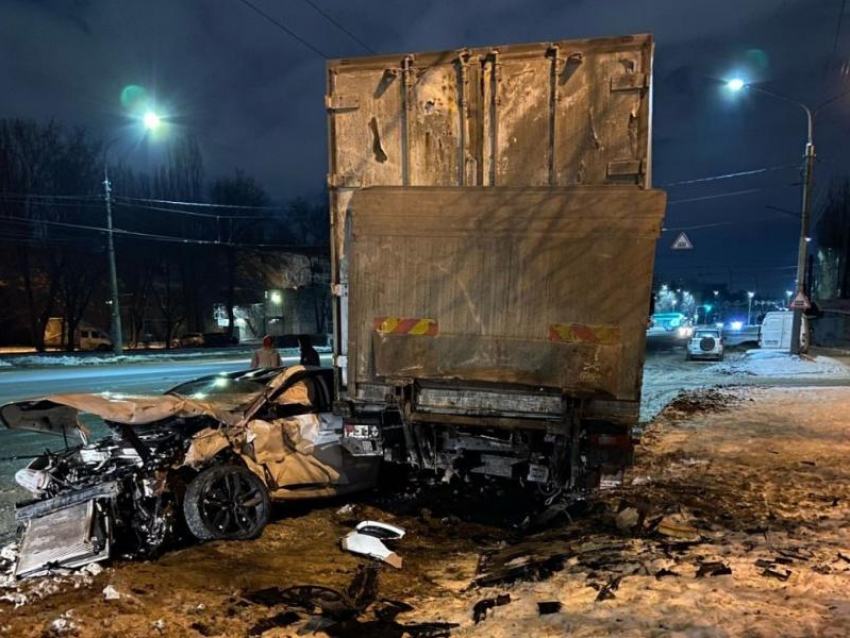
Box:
0;393;229;437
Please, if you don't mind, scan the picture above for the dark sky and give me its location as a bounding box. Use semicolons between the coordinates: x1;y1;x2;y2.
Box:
2;0;849;296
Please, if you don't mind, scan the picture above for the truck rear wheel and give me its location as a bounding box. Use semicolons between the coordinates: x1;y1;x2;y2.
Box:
183;465;270;541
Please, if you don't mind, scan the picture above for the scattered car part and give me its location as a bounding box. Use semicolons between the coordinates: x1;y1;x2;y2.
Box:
472;593;511;624
341;532;402;569
696;561;732;577
14;501;110;578
537;601;562;615
354;520;405;541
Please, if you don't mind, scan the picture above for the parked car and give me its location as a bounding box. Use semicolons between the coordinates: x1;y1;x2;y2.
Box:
171;332;205;348
685;327;724;361
202;332;239;347
0;366;381;578
44;318;112;351
647;312;694;342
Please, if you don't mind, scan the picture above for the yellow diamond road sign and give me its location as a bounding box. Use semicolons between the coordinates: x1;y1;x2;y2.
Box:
671;232;693;250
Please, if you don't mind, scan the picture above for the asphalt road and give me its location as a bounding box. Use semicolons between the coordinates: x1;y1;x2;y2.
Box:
0;353;331;405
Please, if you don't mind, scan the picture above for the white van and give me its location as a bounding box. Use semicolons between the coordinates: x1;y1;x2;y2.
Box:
44;318;113;351
759;311;808;350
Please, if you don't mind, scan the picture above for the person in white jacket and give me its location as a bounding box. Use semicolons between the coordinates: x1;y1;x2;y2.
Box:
251;335;282;369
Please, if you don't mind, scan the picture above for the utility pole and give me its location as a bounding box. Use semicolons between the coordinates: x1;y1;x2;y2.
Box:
103;163;123;354
791;135;815;355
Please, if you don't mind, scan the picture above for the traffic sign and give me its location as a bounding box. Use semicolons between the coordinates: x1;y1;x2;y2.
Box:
789;291;811;310
671;232;693;250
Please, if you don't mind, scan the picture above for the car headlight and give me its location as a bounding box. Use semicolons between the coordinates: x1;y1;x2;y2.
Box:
730;321;743;331
677;327;693;338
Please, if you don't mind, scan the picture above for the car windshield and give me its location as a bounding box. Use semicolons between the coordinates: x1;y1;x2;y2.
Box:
168;370;281;412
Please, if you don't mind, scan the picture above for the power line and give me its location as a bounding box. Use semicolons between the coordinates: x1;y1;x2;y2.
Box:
829;0;848;73
113;195;285;211
0;192;100;201
299;0;375;54
663;216;796;232
235;0;330;58
112;201;277;221
667;188;765;207
663;164;797;187
2;215;325;250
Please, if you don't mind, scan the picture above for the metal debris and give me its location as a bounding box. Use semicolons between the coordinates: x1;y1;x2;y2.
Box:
472;593;511;624
696;561;732;578
537;601;562;615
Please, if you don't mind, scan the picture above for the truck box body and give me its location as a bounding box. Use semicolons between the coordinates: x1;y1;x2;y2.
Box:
326;34;664;488
347;187;665;426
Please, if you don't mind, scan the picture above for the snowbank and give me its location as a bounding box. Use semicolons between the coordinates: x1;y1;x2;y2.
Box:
706;350;850;378
0;346;331;369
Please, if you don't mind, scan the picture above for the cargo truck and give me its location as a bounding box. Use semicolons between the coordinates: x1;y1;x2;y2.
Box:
326;34;666;493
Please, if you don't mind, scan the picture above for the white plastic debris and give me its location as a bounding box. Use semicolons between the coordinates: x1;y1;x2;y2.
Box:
102;585;122;601
336;504;355;516
354;520;405;540
83;563;104;577
341;521;406;569
152;619;166;632
341;532;402;569
0;544;18;563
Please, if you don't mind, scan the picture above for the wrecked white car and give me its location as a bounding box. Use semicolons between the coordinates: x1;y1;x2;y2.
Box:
0;366;381;578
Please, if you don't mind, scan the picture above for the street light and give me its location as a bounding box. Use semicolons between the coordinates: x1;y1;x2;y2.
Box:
143;111;161;131
102;110;164;355
726;77;814;354
747;291;755;325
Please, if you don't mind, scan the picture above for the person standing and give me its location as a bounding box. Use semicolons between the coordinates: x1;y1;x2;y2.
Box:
298;335;320;367
251;335;282;369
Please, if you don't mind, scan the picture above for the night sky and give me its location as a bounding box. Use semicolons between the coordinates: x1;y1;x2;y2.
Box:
2;0;848;296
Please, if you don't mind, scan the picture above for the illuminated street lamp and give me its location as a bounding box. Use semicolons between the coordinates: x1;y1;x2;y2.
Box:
726;77;814;353
103;110;165;355
143;111;161;131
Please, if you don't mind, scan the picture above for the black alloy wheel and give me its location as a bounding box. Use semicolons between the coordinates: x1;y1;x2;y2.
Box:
183;465;270;541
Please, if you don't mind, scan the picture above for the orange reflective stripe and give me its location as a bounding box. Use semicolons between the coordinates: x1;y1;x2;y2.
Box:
548;323;620;344
374;317;439;336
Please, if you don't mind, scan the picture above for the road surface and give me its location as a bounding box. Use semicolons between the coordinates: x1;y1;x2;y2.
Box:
0;353;331;405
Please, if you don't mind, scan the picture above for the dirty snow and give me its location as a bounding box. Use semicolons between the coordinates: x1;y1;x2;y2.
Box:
707;349;850;377
0;346;331;369
1;386;849;636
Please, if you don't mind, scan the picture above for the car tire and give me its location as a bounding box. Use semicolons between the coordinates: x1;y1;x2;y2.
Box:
183;465;270;541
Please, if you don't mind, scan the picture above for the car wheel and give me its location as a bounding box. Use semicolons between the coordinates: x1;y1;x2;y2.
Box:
183;465;270;541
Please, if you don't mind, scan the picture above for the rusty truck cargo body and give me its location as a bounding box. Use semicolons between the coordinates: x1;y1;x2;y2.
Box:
327;34;665;490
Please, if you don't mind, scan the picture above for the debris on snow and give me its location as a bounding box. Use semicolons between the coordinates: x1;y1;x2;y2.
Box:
696;561;732;578
102;585;122;601
340;521;405;569
472;593;511;623
537;601;562;615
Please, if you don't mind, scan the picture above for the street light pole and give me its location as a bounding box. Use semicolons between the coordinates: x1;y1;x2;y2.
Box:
102;158;123;355
100;111;161;355
727;81;814;354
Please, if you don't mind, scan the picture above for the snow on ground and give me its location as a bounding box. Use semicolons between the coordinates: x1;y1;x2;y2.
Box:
408;385;850;637
707;349;850;378
0;346;331;369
